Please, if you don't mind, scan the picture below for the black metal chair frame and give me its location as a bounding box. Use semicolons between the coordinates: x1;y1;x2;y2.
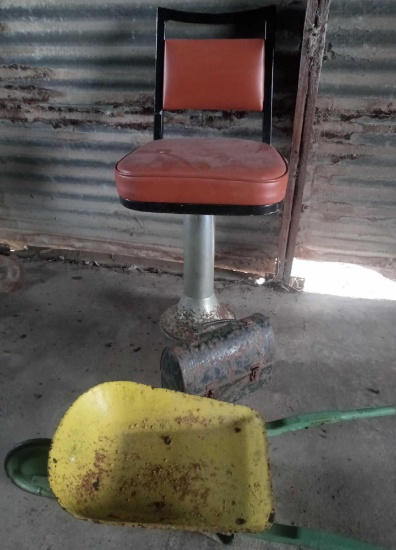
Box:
154;6;276;144
120;5;281;217
118;6;283;340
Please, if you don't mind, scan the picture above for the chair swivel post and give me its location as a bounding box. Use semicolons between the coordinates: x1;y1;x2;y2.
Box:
183;214;215;302
160;214;234;340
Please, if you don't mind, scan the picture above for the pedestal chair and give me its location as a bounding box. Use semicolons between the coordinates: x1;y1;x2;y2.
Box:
115;6;288;340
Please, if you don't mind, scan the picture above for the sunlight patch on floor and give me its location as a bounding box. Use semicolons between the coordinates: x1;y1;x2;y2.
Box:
291;259;396;301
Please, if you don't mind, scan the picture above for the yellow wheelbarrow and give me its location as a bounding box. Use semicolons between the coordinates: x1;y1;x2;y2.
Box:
5;381;395;549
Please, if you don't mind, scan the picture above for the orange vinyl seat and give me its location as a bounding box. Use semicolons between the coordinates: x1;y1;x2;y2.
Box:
115;137;288;211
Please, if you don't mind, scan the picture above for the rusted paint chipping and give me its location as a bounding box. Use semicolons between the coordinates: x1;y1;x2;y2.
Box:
0;96;154;131
0;64;54;79
0;96;293;135
1;84;61;104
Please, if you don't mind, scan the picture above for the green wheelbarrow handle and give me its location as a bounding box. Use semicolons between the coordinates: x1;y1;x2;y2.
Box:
265;405;395;437
249;523;387;550
257;405;395;549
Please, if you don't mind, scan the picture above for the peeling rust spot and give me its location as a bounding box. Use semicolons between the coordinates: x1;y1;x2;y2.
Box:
339;107;396;123
323;42;336;61
94;451;107;465
79;470;101;500
152;501;166;511
321;131;352;142
77;448;110;503
140;462;210;505
221;110;247;121
112;93;154;114
172;411;212;427
0;102;153;130
2;84;61;104
1;64;53;79
92;477;100;491
331;153;359;164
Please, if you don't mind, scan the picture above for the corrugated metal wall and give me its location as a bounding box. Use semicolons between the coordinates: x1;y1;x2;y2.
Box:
298;0;396;274
0;0;304;273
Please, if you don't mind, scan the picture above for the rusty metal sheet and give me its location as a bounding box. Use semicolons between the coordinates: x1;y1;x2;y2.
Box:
296;0;396;274
0;0;305;274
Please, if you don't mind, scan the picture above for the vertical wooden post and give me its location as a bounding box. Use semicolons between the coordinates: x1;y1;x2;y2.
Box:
277;0;332;283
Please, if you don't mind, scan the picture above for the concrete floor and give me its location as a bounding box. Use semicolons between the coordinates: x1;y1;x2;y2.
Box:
1;255;395;550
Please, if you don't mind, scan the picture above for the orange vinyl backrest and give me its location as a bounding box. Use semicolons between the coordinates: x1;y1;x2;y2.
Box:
163;39;265;112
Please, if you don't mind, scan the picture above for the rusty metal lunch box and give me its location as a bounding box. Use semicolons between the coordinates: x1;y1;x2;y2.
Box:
160;313;275;402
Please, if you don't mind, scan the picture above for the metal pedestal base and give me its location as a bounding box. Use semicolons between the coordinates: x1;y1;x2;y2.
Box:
160;295;234;342
160;214;235;341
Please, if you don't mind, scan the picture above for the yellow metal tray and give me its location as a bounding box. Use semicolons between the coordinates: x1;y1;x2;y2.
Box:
49;381;273;533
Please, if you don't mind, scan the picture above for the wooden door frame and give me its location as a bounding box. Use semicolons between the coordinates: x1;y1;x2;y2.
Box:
277;0;332;283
